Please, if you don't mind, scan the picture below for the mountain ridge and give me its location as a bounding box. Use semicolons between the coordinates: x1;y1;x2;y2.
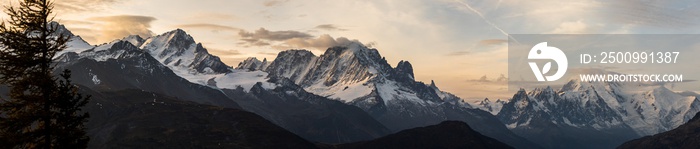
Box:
485;78;700;149
618;111;700;149
52;24;537;148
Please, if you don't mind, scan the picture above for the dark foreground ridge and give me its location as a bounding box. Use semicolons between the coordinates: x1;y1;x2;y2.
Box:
323;121;514;149
618;112;700;149
82;88;317;148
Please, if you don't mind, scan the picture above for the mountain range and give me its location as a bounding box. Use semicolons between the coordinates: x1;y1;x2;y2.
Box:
13;22;697;148
43;22;543;148
473;78;700;148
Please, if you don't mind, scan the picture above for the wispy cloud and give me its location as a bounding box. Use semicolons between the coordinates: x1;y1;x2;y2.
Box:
452;0;516;43
89;15;156;44
547;20;589;34
274;34;368;51
175;23;240;33
314;24;347;31
53;0;129;13
239;28;313;41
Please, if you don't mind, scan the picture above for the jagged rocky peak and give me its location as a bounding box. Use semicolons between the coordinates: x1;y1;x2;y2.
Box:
265;49;318;82
506;88;531;107
139;29;230;74
141;29;195;54
267;42;394;86
429;80;439;90
308;44;393;85
106;40;139;51
236;57;269;71
482;98;491;103
122;35;145;47
49;21;75;37
322;43;390;71
75;40;149;62
472;98;504;115
49;22;95;57
394;60;414;80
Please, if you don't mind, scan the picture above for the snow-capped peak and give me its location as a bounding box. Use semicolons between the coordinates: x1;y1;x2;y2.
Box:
472;98;507;115
139;29;230;74
499;77;700;136
265;44;469;112
50;22;94;57
236;57;269;71
122;35;145;47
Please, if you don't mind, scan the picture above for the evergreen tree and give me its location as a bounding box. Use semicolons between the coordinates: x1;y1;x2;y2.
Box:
0;0;90;148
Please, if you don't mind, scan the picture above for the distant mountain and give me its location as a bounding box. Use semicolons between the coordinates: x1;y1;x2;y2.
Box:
81;88;317;148
236;57;269;71
618;112;700;149
258;44;541;149
495;79;700;149
472;98;507;115
325;121;514;149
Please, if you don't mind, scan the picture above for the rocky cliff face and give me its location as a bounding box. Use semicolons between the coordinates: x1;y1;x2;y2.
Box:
496;79;700;149
139;29;230;74
262;42;540;149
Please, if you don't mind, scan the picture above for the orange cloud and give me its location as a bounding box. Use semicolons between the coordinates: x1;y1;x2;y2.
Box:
88;15;156;44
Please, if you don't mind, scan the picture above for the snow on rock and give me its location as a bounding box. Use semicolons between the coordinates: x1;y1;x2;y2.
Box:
139;29;230;74
499;78;700;136
91;73;101;85
236;57;269;71
266;42;472;111
213;70;277;91
51;22;94;57
471;98;507;115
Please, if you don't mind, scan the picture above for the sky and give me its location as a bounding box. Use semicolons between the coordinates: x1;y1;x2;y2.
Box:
2;0;700;101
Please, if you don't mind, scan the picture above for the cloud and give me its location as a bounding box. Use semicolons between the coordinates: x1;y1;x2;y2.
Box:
467;74;508;83
238;27;325;48
314;24;347;31
274;34;367;51
89;15;156;44
63;27;98;43
57;19;95;25
175;23;240;33
548;20;588;34
239;28;313;41
238;38;271;47
52;0;129;13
